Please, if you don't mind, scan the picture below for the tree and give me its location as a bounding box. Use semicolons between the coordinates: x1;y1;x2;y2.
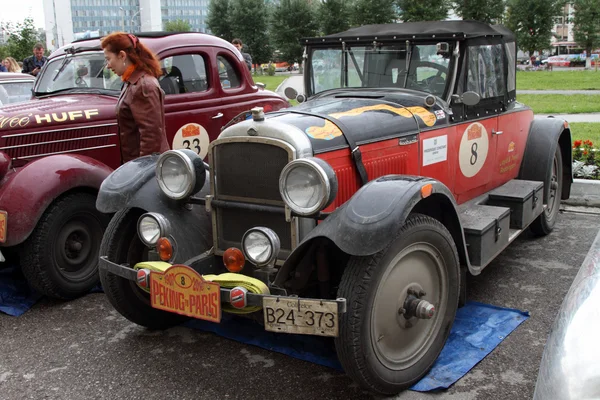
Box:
351;0;398;26
270;0;319;65
5;18;41;63
396;0;450;22
506;0;564;58
164;19;191;32
318;0;351;35
453;0;506;23
572;0;600;68
230;0;272;66
206;0;233;41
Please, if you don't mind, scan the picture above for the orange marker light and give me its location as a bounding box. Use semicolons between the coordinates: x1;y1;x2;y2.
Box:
157;237;173;261
223;247;245;273
421;183;433;198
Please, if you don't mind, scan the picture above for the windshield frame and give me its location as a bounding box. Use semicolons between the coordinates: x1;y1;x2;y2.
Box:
34;50;122;96
305;40;458;100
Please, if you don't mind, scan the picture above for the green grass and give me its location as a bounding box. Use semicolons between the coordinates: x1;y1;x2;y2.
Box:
250;74;288;91
570;122;600;143
516;94;600;114
516;70;600;90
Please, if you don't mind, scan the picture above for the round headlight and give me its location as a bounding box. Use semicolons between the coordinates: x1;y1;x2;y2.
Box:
137;213;171;246
242;227;280;267
156;150;206;200
279;158;338;216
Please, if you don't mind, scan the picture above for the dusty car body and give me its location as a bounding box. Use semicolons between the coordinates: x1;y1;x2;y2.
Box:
97;21;571;394
0;72;34;106
0;32;288;299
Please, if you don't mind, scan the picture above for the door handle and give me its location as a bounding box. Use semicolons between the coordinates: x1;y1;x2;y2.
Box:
212;113;224;119
492;129;503;135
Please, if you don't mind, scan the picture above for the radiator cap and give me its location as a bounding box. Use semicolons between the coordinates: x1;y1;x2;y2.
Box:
251;107;265;121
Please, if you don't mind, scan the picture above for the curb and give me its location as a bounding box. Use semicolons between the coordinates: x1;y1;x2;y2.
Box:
562;179;600;207
275;77;289;96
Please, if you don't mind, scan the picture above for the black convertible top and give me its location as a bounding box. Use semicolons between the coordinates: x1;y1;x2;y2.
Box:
302;20;515;44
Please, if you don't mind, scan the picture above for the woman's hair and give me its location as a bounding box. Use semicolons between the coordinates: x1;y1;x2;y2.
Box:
101;32;162;78
4;57;20;73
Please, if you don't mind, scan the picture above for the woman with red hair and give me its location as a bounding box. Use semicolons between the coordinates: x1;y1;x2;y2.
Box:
101;32;169;163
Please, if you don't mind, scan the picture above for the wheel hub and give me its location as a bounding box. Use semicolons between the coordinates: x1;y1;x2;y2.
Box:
400;288;436;321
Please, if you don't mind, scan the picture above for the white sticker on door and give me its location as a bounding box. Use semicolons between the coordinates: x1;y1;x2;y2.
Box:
458;122;489;178
172;123;210;160
423;135;448;166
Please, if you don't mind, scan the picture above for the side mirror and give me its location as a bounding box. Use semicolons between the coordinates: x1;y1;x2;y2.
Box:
284;86;298;100
451;91;481;106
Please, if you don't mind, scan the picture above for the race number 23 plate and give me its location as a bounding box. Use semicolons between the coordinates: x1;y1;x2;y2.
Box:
263;297;339;337
150;265;221;323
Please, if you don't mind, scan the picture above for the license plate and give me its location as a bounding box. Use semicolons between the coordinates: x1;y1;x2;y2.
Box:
0;211;7;243
150;264;221;323
263;297;339;337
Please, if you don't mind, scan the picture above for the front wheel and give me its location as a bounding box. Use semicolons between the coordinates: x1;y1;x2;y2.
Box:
530;147;563;236
335;213;460;395
99;207;187;330
20;192;109;300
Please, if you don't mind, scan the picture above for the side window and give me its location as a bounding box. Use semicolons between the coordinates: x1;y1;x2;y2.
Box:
159;54;208;95
466;45;505;99
217;55;242;90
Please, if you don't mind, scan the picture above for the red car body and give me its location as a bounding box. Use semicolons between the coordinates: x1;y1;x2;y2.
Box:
0;32;288;299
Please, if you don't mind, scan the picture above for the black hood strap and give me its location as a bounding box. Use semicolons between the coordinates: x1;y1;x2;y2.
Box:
269;109;369;186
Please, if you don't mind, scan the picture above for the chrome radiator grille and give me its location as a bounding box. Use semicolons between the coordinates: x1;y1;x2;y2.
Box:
211;139;295;256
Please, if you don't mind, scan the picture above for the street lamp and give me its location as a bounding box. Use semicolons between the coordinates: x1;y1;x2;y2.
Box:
131;8;143;33
118;7;125;32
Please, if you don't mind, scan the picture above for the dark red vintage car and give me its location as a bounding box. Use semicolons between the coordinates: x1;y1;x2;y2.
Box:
0;32;288;299
97;21;571;394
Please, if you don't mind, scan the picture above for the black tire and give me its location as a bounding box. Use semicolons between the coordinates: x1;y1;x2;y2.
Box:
20;192;109;300
530;147;563;236
99;207;187;330
335;213;460;395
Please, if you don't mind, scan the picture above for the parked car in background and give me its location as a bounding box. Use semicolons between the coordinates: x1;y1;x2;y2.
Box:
0;72;34;106
0;31;288;300
96;21;571;395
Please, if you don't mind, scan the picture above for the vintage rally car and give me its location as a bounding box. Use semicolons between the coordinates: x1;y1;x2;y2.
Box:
97;21;571;394
0;72;35;106
0;32;287;300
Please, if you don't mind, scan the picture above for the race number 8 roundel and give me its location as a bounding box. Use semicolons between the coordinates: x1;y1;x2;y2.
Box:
459;122;489;177
172;123;210;160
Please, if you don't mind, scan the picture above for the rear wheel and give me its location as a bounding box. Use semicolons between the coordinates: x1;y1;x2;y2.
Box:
20;192;109;299
530;147;563;236
99;207;187;330
335;214;459;395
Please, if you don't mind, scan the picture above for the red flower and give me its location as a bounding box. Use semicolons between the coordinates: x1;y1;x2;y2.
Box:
583;150;589;155
574;140;582;148
585;140;593;146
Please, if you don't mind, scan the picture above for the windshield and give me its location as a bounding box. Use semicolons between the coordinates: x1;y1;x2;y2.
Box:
308;43;453;97
35;52;121;94
0;81;34;105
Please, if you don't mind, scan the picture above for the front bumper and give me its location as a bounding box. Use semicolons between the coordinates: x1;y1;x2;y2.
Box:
99;256;347;314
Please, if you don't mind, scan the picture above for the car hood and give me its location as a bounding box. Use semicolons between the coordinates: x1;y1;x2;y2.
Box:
0;94;117;133
264;91;449;153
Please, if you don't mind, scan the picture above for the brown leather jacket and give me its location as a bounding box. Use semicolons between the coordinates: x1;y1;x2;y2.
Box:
116;68;170;163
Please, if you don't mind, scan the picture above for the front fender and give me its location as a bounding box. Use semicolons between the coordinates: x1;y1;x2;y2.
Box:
519;116;573;200
0;154;113;247
276;176;459;284
97;155;212;263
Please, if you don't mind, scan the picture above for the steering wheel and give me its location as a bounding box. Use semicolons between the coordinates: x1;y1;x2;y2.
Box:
75;77;88;88
411;61;448;93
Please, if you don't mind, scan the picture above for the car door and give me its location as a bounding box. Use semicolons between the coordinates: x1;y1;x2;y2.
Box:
159;48;223;161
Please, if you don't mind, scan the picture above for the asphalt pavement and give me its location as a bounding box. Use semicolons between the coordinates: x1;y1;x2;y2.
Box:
1;208;598;400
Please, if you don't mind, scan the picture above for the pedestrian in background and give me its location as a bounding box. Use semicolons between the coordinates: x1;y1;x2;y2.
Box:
232;38;253;71
3;57;21;73
22;43;48;76
101;32;169;163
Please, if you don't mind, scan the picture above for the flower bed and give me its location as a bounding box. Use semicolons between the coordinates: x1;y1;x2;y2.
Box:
573;140;600;179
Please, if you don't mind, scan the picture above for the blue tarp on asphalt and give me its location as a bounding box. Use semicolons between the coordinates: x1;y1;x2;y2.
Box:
0;264;529;391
